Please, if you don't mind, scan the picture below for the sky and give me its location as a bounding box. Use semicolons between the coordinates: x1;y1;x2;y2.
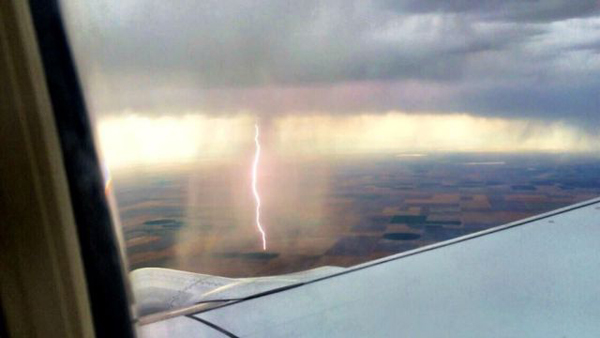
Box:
60;0;600;166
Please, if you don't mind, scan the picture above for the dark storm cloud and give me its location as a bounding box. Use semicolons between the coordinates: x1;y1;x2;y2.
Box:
64;0;600;125
76;0;541;86
458;81;600;123
387;0;600;22
571;38;600;52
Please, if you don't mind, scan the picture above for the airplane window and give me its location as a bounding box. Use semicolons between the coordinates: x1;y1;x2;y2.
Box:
57;0;600;330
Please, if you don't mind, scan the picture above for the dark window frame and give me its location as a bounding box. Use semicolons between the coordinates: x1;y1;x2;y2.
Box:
28;1;134;336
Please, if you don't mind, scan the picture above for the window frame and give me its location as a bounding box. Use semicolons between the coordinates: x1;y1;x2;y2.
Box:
27;0;135;336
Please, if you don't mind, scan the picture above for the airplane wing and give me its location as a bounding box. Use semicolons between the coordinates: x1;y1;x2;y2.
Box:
135;198;600;337
131;266;345;316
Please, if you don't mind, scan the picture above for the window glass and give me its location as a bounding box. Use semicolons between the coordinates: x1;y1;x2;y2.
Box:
59;0;600;313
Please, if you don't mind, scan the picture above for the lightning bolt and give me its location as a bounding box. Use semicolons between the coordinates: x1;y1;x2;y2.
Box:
252;124;267;250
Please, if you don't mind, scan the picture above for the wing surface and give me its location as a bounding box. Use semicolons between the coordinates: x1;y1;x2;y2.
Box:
138;198;600;337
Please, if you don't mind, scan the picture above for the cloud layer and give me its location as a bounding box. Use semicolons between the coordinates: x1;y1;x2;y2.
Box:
62;0;600;127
